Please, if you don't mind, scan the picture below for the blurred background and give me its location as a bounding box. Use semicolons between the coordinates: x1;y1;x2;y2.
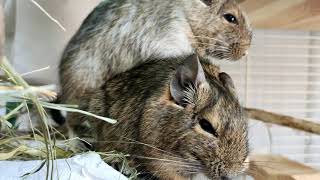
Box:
223;0;320;170
2;0;320;179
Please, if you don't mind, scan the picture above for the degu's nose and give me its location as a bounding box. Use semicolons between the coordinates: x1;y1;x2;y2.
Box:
242;50;248;57
221;176;230;180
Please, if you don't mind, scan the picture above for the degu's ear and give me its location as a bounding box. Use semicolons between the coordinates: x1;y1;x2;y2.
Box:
170;54;207;107
200;0;219;6
219;72;237;96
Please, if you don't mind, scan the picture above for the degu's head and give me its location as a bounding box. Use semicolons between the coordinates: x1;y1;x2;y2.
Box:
186;0;252;61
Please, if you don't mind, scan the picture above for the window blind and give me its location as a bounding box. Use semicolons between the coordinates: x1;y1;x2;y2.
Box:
218;29;320;169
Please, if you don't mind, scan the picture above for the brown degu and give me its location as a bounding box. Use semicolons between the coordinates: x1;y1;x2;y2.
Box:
80;54;248;180
59;0;252;105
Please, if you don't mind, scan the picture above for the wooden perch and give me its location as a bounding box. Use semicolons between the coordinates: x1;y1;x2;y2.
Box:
245;108;320;135
249;154;320;180
239;0;320;31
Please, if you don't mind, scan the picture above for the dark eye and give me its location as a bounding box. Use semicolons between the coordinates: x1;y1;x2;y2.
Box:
199;118;218;137
223;13;238;24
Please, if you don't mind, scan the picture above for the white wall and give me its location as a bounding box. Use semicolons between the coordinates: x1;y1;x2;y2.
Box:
8;0;101;85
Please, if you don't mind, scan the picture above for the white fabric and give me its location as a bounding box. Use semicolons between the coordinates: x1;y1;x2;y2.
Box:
0;152;128;180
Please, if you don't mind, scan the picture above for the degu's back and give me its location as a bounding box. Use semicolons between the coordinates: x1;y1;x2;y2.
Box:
81;54;248;180
59;0;252;105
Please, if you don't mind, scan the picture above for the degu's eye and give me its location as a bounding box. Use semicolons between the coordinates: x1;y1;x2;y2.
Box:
199;118;218;137
223;13;238;24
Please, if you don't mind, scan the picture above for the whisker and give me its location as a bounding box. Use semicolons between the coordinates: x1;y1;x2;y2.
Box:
116;136;190;160
191;42;213;46
95;139;197;163
138;162;203;173
132;155;200;167
215;48;230;52
193;36;228;45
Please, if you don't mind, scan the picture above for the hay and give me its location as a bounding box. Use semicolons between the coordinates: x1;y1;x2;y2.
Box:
0;56;136;179
0;1;138;179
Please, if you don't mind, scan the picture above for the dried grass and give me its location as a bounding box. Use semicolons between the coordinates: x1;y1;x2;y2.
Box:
0;56;137;179
0;1;137;179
